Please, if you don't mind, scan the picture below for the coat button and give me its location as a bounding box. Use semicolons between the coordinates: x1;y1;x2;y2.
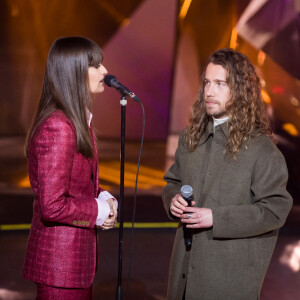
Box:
182;274;185;279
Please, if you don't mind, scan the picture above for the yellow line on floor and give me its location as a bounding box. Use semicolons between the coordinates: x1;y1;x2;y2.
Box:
116;222;178;228
0;222;178;231
0;224;31;230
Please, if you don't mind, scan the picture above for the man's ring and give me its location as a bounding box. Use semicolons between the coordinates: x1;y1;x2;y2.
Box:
187;214;192;219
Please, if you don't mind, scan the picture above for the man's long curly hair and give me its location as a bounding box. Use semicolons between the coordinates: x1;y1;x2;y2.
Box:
183;48;272;156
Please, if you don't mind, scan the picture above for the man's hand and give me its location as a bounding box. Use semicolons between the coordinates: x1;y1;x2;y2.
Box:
170;194;190;218
101;198;117;230
180;206;213;228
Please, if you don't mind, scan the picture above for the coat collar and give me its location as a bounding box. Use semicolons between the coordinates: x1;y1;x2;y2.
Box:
198;120;214;146
198;118;229;146
217;120;229;139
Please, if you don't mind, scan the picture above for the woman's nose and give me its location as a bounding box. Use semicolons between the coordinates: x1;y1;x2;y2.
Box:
101;65;108;75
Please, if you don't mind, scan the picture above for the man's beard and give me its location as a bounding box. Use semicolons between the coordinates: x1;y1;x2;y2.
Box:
205;100;227;119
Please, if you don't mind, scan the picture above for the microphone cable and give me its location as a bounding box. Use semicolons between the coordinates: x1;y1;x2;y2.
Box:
125;99;145;300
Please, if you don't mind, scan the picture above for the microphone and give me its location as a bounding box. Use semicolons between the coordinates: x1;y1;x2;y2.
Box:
104;74;140;102
181;185;193;249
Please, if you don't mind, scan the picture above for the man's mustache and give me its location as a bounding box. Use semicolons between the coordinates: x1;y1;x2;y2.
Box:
205;99;220;105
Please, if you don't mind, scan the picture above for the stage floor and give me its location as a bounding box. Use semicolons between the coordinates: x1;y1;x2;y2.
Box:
1;227;300;299
0;137;299;299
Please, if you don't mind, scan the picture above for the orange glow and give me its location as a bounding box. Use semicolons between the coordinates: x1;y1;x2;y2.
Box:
18;176;30;188
121;18;130;28
17;161;166;190
257;51;266;66
179;0;192;20
10;5;20;17
98;1;127;25
99;161;165;189
282;123;299;137
230;27;238;49
261;89;271;104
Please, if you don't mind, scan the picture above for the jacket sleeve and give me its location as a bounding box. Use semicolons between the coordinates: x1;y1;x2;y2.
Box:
162;137;182;220
212;141;293;239
32;116;98;228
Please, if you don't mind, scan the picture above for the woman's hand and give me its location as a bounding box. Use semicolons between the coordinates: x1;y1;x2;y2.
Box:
101;198;118;230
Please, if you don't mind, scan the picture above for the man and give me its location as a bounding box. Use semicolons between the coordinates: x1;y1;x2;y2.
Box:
162;48;292;300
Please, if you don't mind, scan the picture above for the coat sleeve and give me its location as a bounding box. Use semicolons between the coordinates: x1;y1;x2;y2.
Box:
32;116;98;228
212;140;293;239
162;137;182;220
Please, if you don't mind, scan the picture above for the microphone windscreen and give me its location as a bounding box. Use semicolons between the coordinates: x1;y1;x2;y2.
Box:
104;74;116;87
181;185;193;198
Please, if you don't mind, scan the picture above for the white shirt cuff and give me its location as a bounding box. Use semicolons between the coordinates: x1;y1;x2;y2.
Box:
95;191;118;226
95;198;110;226
98;190;118;209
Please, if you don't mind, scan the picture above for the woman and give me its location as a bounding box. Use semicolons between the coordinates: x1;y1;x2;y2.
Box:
23;36;117;299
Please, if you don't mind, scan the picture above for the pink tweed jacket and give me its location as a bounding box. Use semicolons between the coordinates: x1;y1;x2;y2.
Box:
23;110;102;288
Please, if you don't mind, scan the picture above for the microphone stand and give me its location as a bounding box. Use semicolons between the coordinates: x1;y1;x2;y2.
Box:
116;94;127;300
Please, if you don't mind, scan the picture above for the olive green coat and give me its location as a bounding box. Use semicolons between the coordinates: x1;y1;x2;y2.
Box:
162;122;292;300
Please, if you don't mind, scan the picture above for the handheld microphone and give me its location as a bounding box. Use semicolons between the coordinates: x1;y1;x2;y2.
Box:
104;74;140;102
181;185;193;249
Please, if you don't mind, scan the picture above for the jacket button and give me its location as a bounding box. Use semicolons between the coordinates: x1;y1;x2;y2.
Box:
182;274;185;279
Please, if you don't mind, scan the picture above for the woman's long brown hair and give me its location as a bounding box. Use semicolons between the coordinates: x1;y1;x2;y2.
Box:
183;48;272;156
25;36;103;158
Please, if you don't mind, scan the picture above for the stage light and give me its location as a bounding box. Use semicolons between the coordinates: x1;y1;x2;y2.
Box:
280;241;300;272
230;27;238;49
261;89;271;104
179;0;192;20
289;96;299;107
257;51;266;66
282;123;299;137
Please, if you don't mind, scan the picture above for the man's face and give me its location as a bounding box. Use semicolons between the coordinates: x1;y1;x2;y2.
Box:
204;63;231;119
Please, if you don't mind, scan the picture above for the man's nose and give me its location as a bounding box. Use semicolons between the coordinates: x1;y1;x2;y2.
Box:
206;84;215;97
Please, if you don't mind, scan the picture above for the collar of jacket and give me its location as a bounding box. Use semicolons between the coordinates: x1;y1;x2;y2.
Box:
198;118;229;146
216;120;229;139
